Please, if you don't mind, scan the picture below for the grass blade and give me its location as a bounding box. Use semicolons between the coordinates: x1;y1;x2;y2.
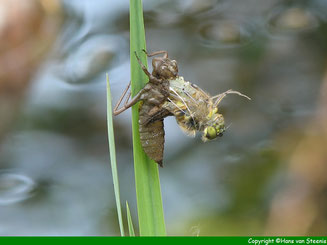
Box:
126;201;135;236
106;74;125;236
129;0;166;236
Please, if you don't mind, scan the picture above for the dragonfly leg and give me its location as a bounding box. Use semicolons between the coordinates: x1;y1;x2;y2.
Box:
213;89;251;107
142;49;168;59
113;82;144;116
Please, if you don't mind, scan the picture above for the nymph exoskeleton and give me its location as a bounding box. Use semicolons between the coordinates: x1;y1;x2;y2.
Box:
114;50;250;167
114;50;177;167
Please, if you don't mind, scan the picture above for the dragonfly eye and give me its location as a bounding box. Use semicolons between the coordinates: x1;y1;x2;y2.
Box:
204;126;217;140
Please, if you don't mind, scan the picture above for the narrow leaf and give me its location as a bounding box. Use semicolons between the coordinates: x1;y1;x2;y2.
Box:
106;74;125;236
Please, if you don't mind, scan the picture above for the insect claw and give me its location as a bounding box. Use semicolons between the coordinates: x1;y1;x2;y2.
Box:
142;49;148;54
157;160;163;167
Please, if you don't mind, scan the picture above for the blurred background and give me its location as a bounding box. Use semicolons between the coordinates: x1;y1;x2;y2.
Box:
0;0;327;236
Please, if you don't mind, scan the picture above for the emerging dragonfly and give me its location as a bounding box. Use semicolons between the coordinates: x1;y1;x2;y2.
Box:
114;50;250;167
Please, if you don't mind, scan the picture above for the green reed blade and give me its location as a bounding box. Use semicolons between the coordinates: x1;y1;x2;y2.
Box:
129;0;166;236
106;74;125;236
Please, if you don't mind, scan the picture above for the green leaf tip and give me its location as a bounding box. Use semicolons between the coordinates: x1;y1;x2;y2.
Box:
106;74;125;236
126;201;136;236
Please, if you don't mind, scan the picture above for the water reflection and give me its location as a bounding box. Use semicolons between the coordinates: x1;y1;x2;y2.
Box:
267;7;319;34
143;0;228;27
58;35;127;84
197;17;256;49
0;173;36;205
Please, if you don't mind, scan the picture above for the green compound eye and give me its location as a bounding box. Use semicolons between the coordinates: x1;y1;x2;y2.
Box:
205;126;217;140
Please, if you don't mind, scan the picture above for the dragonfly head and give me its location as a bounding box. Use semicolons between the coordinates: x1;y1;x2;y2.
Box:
202;114;225;141
152;58;178;79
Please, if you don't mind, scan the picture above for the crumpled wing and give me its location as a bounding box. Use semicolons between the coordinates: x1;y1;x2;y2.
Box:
176;119;196;137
